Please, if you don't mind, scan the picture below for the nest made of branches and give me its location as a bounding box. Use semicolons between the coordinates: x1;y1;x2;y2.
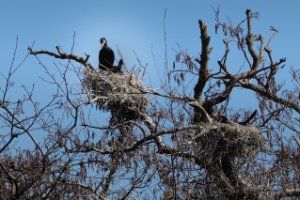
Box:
193;122;265;158
83;68;149;122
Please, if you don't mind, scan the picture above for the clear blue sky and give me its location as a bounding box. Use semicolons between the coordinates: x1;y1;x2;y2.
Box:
1;0;300;108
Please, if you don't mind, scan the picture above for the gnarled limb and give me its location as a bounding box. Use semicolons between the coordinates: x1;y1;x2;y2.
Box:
194;20;211;104
28;46;94;71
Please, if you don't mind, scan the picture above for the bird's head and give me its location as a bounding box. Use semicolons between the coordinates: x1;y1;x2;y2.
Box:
100;37;107;47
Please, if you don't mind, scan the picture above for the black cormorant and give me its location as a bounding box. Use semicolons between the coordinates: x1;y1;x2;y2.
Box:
112;59;124;73
99;37;115;70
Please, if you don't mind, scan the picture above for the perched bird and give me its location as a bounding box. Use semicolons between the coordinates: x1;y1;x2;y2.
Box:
112;59;124;73
99;37;115;71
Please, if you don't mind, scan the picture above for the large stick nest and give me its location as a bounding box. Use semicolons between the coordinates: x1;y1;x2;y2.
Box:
192;122;266;198
193;122;265;158
83;68;149;123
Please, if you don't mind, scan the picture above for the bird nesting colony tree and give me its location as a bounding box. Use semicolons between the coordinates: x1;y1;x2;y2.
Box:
15;9;299;200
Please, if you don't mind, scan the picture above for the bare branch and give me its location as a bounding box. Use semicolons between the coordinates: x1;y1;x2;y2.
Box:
241;81;300;113
28;47;94;71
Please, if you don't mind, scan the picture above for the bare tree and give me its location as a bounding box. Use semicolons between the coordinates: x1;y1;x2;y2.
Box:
1;9;299;199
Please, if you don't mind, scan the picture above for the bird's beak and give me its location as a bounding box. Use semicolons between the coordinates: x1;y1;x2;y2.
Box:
101;40;106;48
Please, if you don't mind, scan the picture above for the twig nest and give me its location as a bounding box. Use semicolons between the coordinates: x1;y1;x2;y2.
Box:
193;122;265;158
83;68;148;122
